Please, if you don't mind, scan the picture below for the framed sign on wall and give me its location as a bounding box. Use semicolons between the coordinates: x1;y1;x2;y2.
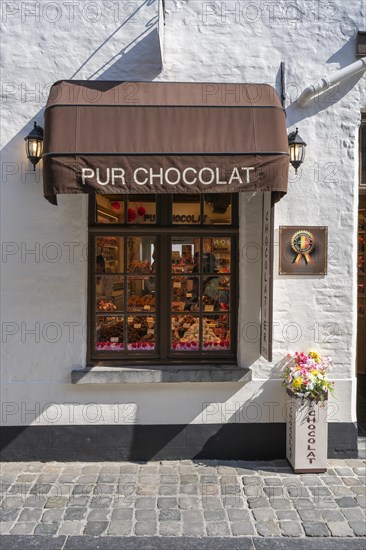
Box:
279;226;328;276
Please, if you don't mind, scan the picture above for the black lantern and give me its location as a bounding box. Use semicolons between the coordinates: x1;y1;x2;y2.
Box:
25;122;44;170
288;127;306;174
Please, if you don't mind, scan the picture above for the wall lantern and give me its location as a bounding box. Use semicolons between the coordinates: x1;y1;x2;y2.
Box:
288;127;306;174
25;121;44;170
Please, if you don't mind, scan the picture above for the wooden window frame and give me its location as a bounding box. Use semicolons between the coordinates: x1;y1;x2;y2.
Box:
360;113;366;188
87;195;239;366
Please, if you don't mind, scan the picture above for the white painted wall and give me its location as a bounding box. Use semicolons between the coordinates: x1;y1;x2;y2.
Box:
1;0;365;427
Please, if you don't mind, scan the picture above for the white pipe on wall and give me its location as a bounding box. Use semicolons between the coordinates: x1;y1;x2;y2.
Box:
297;56;366;107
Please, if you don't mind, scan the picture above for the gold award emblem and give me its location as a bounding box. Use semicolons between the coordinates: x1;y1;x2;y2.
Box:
291;229;314;265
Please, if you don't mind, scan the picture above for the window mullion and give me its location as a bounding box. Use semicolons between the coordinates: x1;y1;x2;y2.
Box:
159;234;169;359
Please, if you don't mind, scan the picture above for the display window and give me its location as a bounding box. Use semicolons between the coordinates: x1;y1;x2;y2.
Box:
89;194;238;364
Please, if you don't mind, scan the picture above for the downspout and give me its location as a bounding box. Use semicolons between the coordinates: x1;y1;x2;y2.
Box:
297;56;366;107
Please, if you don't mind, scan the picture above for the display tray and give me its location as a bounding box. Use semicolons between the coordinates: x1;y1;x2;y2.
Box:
96;342;124;351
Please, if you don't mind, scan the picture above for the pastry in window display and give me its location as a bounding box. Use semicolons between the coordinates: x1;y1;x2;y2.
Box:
128;259;152;273
128;294;155;311
172;317;229;351
97;299;117;311
171;315;198;350
202;318;230;350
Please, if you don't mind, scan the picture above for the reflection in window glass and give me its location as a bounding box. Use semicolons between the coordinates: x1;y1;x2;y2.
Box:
96;237;124;273
172;195;201;224
171;238;199;273
204;194;232;225
127;237;155;273
96;195;157;224
128;195;156;224
96;195;124;223
203;237;231;272
203;275;230;312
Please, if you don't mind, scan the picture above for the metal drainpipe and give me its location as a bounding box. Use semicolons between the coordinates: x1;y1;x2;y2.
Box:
297;56;366;107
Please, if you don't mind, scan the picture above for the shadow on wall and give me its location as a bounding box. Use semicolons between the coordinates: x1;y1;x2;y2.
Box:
286;38;365;126
326;34;359;68
2;2;163;188
71;0;161;80
89;28;162;81
1;361;288;462
286;71;365;127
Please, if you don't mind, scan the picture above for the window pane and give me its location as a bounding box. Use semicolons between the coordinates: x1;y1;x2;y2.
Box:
203;237;231;272
172;276;200;312
171;315;199;351
96;316;124;351
128;195;156;224
171;238;199;273
128;315;155;350
172;195;201;224
204;194;232;224
203;275;230;312
128;277;155;312
96;276;124;311
127;237;155;273
96;237;124;273
96;195;124;223
203;315;230;350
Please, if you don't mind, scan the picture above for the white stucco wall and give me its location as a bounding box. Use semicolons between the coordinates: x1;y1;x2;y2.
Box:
1;0;365;427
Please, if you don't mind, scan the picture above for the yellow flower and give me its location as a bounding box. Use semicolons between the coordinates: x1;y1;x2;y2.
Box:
309;351;320;363
311;369;319;376
293;377;303;388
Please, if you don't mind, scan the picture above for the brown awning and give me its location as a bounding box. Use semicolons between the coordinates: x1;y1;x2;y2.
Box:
43;81;289;204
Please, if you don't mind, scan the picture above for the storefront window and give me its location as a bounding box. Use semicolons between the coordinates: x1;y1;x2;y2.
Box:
89;195;238;363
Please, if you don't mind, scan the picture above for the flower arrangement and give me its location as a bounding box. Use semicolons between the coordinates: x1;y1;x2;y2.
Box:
282;351;334;401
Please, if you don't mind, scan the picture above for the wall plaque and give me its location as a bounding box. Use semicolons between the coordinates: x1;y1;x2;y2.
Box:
279;226;328;276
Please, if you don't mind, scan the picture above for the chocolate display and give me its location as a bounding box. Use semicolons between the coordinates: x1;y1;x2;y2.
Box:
171;316;230;351
96;317;124;350
128;315;155;350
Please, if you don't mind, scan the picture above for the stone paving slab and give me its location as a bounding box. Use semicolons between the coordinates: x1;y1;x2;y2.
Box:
2;535;366;550
0;458;365;542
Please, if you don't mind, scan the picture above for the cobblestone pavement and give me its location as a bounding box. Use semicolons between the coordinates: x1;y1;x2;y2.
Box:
0;458;365;542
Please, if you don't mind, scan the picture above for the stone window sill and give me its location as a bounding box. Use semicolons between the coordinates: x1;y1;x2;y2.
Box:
71;365;252;384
